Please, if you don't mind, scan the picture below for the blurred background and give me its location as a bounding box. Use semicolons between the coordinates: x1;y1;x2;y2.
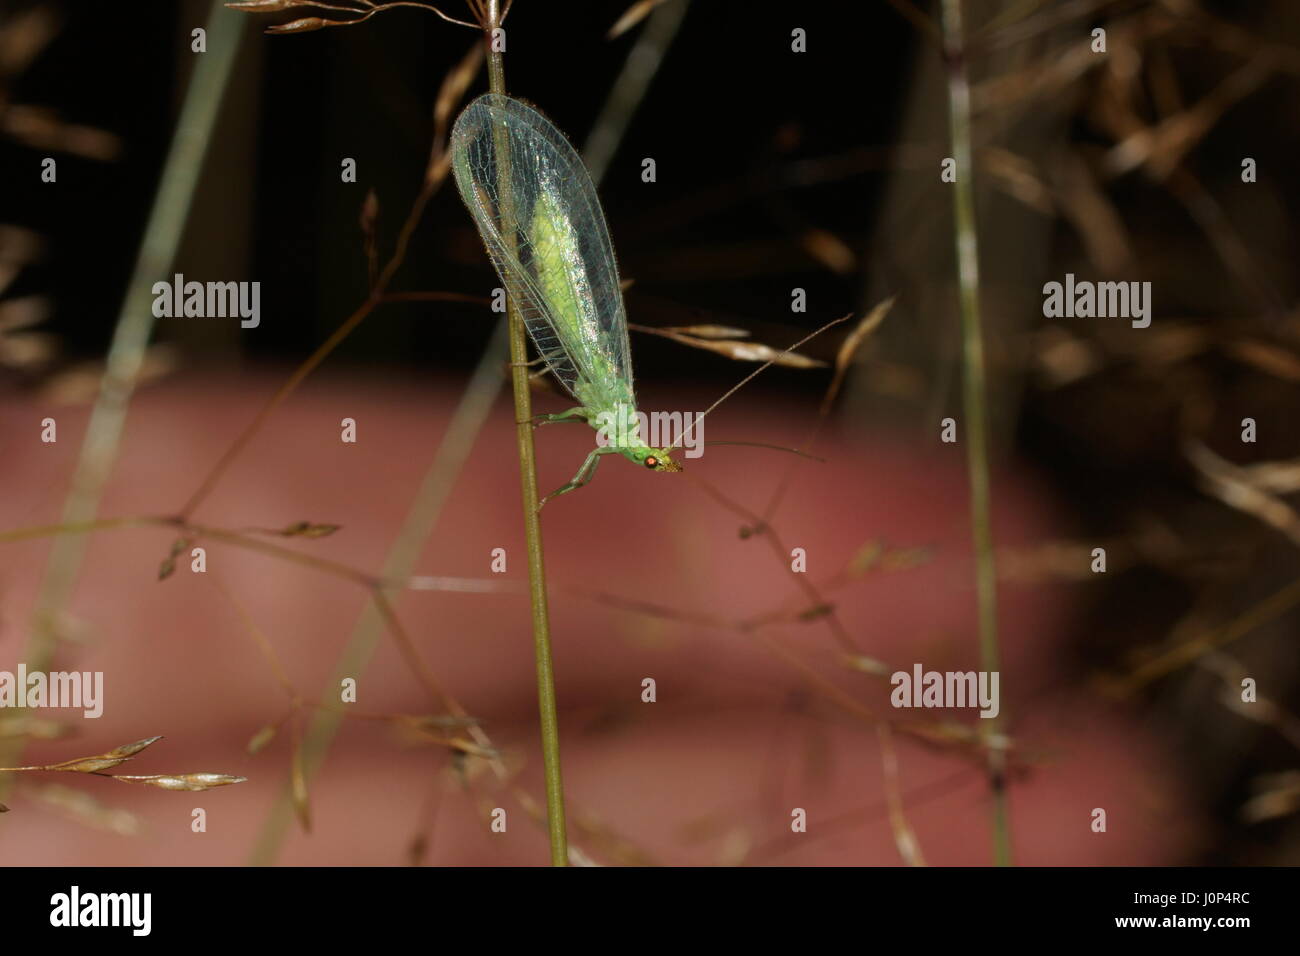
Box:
0;0;1297;865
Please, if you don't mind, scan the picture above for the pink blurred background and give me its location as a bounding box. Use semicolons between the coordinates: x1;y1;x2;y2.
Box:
0;371;1199;865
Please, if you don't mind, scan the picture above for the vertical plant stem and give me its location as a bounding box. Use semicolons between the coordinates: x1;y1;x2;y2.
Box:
0;0;244;798
250;3;673;858
941;0;1012;866
484;0;568;866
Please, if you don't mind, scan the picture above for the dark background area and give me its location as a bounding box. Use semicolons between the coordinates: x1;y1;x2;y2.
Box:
3;0;913;385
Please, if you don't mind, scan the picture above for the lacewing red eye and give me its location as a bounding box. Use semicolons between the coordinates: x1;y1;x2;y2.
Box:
644;456;658;469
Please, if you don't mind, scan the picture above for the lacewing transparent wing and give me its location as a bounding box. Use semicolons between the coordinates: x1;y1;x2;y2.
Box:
449;93;635;413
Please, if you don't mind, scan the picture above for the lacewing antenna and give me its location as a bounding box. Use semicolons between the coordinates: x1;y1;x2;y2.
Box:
664;314;852;454
701;440;825;463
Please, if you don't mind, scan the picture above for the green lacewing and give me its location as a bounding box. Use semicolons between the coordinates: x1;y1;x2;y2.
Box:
450;93;682;506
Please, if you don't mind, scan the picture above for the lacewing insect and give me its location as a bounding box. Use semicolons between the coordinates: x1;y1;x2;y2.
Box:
450;93;680;506
450;93;838;507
